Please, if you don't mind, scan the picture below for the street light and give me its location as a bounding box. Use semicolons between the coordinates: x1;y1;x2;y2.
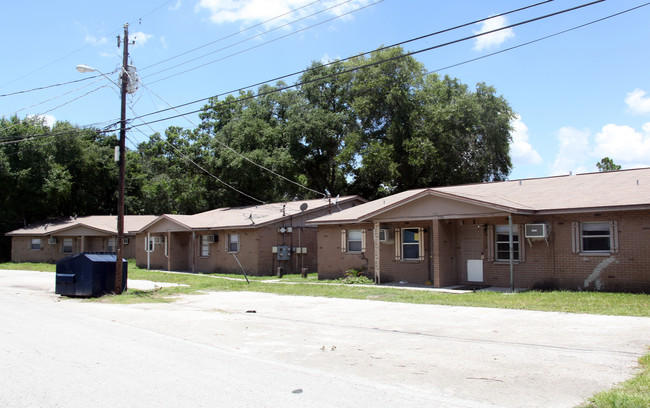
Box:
76;24;131;295
75;65;121;88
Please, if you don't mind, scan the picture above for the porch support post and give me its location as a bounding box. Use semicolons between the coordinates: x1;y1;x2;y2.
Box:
373;221;381;284
509;214;514;292
147;232;151;270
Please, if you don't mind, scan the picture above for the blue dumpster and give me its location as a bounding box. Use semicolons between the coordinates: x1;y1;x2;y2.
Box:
55;252;128;297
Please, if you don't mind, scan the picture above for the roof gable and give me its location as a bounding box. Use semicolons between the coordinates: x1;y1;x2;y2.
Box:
309;168;650;224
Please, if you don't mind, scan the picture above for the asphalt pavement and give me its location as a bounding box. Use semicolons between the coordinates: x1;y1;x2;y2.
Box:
1;269;649;408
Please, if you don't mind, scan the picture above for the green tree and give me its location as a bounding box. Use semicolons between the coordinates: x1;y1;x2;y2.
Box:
198;83;306;205
0;116;119;260
345;47;514;199
596;157;621;172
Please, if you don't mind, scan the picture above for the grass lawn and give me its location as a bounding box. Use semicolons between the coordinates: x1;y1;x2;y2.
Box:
1;260;649;316
1;260;649;407
579;351;650;408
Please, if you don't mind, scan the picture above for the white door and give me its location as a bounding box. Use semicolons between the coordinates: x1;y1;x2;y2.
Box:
467;260;484;282
459;226;484;283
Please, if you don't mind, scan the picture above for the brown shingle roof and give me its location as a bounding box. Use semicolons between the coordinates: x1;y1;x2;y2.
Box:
138;196;362;232
5;215;158;236
309;168;650;224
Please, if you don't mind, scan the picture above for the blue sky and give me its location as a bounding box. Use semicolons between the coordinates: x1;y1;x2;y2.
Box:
2;0;650;181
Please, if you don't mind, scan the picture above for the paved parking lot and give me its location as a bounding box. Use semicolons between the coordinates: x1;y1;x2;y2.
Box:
1;269;649;407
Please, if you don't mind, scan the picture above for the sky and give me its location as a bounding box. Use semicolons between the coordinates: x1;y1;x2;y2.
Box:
2;0;650;181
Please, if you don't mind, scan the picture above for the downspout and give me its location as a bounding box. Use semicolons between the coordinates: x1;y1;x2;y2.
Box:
374;221;381;284
299;227;303;273
147;232;151;270
428;220;433;284
509;214;514;292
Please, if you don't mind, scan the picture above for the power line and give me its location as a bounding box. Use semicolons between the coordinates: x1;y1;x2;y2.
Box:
0;0;323;100
138;80;327;198
431;2;650;74
139;0;322;72
3;78;108;118
145;0;384;85
0;76;101;98
0;0;178;90
121;0;562;125
128;0;605;129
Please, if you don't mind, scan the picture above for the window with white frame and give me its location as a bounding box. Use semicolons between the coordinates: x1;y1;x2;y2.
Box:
495;225;519;261
401;228;421;260
30;238;42;250
347;230;363;252
201;235;210;257
340;229;366;253
227;234;239;253
581;222;611;252
63;238;74;254
107;237;116;253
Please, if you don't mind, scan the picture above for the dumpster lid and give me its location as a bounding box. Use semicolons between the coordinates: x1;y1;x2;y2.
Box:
84;253;121;262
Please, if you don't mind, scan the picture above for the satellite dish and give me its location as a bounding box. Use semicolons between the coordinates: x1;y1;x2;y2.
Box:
299;203;308;212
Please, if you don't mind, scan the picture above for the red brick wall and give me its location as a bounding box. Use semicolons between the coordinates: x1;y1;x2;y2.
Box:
317;223;375;280
477;211;650;292
377;222;430;284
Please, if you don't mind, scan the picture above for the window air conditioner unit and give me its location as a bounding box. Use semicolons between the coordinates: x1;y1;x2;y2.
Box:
379;229;388;242
48;237;58;245
123;237;129;245
206;234;215;243
525;224;548;238
154;236;162;244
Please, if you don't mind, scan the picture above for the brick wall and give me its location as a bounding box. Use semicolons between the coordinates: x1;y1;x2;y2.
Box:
317;223;375;280
477;211;650;292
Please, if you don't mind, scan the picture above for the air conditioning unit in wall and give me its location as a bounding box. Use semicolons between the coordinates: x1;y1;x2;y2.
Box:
123;237;129;245
525;223;548;238
154;236;162;244
48;237;58;245
206;234;215;243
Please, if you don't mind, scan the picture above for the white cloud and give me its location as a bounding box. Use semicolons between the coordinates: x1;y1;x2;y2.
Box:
550;126;590;175
473;15;514;51
320;53;339;64
84;35;108;46
169;0;182;11
592;123;650;164
196;0;370;27
510;115;543;166
27;114;56;129
131;32;154;48
625;88;650;115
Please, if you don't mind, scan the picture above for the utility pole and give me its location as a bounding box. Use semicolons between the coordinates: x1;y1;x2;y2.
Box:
115;23;129;294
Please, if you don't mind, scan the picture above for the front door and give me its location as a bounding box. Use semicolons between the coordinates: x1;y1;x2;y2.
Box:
459;225;484;283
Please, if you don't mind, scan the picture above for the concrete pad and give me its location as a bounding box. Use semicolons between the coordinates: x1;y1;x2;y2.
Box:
1;269;648;407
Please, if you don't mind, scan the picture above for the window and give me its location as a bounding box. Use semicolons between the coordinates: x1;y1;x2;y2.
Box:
227;234;239;253
340;229;366;253
347;230;363;252
63;238;73;254
107;237;116;253
145;236;155;253
201;235;210;257
581;222;611;252
495;225;519;261
402;228;421;260
30;238;42;250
